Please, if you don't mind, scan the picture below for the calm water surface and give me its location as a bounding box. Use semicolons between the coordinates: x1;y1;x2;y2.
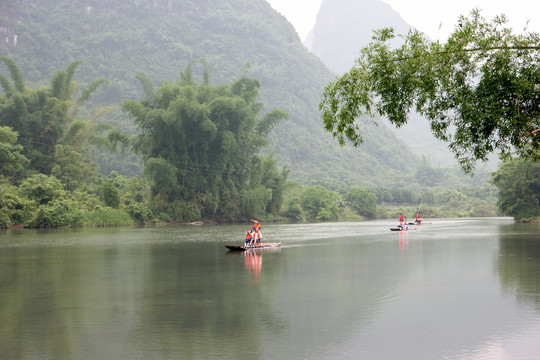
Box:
1;218;539;360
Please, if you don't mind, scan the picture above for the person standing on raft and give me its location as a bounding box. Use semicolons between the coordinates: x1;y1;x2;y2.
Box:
251;218;261;231
250;218;261;246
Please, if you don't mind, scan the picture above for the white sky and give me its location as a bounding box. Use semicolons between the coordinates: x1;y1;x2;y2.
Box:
266;0;540;41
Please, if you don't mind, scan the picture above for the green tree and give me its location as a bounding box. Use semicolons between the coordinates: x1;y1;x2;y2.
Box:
123;67;288;222
0;57;118;179
373;188;394;204
248;154;289;215
31;196;86;228
344;187;377;219
50;145;100;193
18;174;66;205
281;181;305;220
492;156;540;220
283;201;303;220
101;182;120;208
0;125;28;179
300;185;341;220
0;185;34;228
320;10;540;173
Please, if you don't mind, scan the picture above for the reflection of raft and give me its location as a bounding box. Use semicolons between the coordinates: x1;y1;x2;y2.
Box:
225;243;282;251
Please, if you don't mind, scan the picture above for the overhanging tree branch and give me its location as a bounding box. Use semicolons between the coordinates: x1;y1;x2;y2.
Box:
320;9;540;173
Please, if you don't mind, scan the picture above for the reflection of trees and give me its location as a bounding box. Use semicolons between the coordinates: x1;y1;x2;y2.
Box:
497;225;540;309
0;244;114;359
131;244;285;360
0;228;287;360
0;230;151;360
0;246;78;359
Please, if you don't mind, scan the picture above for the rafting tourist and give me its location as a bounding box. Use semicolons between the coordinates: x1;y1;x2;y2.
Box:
399;213;405;227
415;213;423;224
398;213;409;230
256;228;262;244
251;228;262;245
245;229;253;246
251;218;261;231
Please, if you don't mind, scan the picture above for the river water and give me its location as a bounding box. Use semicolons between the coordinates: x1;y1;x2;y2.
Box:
1;218;539;360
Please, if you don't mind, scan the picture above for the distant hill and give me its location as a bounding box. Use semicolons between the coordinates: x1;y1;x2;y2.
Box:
0;0;424;189
305;0;412;74
305;0;498;170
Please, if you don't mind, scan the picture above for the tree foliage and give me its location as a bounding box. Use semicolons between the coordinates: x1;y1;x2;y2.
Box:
0;125;28;179
0;57;118;176
300;185;341;220
320;10;540;173
492;156;540;220
122;66;288;222
344;187;377;219
0;59;138;228
18;174;66;206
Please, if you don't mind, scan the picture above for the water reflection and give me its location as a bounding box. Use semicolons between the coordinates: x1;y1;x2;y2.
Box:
2;220;540;359
245;249;263;281
399;230;408;252
225;247;282;284
497;223;540;309
243;248;281;283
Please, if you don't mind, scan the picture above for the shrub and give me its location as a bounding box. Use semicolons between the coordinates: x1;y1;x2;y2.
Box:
101;182;120;208
0;191;35;226
0;209;11;229
31;197;86;228
344;187;377;219
125;202;154;223
18;174;66;205
283;202;303;220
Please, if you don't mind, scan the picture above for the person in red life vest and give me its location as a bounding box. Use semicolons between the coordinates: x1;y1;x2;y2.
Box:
398;213;409;229
245;229;253;246
249;219;262;245
251;218;261;232
253;228;262;244
416;213;423;224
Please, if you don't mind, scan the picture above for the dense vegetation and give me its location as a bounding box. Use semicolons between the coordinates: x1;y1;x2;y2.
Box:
0;57;294;227
0;57;499;229
1;1;523;228
0;58;136;228
492;156;540;222
122;66;290;222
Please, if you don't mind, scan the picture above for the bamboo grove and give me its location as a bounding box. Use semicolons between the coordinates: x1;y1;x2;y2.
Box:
0;58;291;227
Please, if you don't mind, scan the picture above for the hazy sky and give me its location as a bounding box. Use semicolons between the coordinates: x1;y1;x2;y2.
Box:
266;0;540;41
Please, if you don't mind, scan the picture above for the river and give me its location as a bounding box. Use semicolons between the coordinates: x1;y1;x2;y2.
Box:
1;218;539;360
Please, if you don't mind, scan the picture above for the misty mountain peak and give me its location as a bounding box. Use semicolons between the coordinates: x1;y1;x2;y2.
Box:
306;0;413;74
